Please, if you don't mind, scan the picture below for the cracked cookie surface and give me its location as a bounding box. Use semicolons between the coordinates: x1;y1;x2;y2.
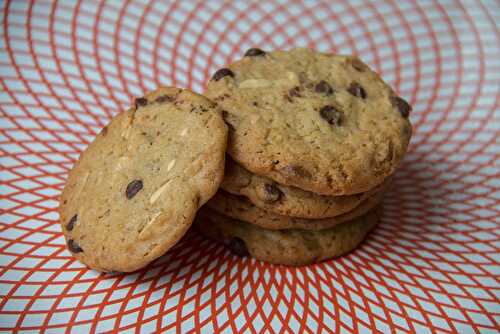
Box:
206;48;412;195
59;87;227;272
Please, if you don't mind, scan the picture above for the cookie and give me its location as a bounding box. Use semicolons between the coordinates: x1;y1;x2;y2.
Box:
206;188;384;230
59;87;227;272
221;157;389;218
206;48;412;196
195;206;381;266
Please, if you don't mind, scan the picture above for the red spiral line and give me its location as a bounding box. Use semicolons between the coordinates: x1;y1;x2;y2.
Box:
1;0;499;333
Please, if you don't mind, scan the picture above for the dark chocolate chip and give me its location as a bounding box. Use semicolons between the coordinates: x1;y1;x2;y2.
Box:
315;80;333;95
226;237;249;257
319;105;343;126
288;86;301;98
244;48;266;57
66;214;77;231
263;183;283;203
347;82;367;99
135;97;148;109
126;179;143;199
390;96;412;118
68;239;83;253
211;68;234;81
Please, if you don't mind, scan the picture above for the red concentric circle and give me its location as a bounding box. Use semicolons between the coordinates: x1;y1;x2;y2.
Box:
1;1;499;332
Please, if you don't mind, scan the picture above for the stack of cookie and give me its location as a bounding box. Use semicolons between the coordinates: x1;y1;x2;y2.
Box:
60;48;412;272
197;48;412;265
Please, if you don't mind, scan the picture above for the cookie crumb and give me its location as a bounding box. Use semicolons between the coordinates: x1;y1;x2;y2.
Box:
66;214;77;231
68;239;83;253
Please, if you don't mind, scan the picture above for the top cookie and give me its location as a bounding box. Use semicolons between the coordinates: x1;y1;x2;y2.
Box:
206;48;412;195
59;87;227;272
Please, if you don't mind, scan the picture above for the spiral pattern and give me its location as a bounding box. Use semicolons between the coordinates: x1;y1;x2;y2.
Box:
1;1;499;332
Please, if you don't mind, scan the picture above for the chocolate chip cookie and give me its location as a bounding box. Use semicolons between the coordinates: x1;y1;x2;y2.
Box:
59;87;227;272
195;206;381;266
206;48;412;196
206;188;384;230
221;157;389;218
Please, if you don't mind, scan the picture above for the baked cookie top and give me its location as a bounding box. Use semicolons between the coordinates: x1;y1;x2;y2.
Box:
59;87;227;272
206;48;412;195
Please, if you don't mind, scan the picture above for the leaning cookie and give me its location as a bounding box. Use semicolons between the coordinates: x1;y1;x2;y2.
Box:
195;207;381;266
222;157;389;219
59;87;227;272
206;188;384;230
206;48;412;196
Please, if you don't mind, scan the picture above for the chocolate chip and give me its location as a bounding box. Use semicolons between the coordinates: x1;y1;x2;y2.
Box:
288;86;301;98
315;80;333;95
319;105;343;126
135;97;148;109
263;183;283;203
126;180;143;199
226;237;249;257
66;214;77;231
244;48;266;57
347;82;367;99
390;96;412;118
211;68;234;81
68;239;83;253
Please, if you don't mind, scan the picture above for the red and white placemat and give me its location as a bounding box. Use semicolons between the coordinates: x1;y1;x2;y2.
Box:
1;1;499;333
